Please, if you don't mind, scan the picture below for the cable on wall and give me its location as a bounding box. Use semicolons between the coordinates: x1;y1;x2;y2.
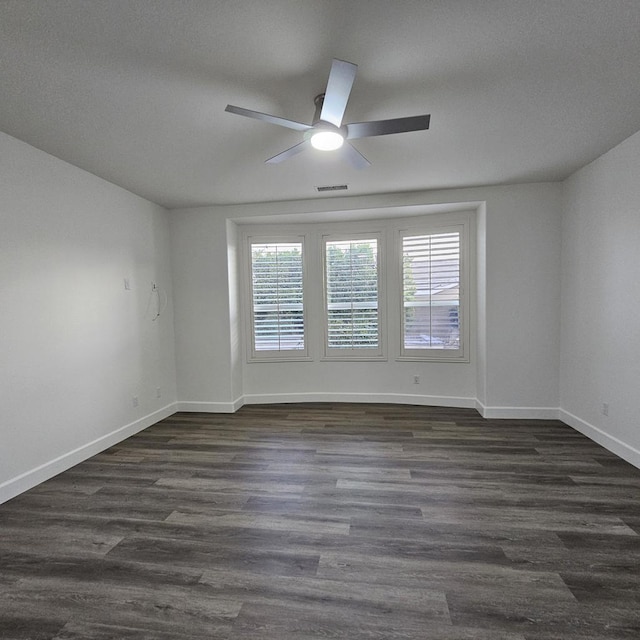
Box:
148;282;167;321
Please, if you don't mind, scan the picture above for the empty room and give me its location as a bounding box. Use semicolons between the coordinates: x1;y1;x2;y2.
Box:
1;1;640;638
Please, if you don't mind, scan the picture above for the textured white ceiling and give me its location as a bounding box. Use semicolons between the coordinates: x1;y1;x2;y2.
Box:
2;0;640;208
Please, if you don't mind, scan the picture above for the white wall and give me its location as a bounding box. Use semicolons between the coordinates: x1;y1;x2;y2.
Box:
560;130;640;467
171;182;562;416
226;219;244;403
0;133;177;502
169;208;237;410
482;184;562;415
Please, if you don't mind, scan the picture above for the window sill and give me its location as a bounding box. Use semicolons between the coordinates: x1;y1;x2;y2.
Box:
321;355;387;362
248;355;313;363
396;354;469;363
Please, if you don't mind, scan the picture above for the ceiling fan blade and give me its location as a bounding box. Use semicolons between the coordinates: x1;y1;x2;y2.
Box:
265;139;312;164
346;114;431;139
320;59;358;128
340;142;371;170
225;105;311;132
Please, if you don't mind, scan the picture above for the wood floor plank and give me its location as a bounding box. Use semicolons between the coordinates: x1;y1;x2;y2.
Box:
446;591;640;639
106;533;322;577
1;577;240;639
165;509;351;535
228;601;450;640
316;551;574;595
52;620;219;640
0;524;122;558
0;615;66;640
1;402;639;639
199;567;448;620
419;505;636;535
241;494;424;520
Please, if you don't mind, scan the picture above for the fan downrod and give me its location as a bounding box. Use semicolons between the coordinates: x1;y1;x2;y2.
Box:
313;94;325;124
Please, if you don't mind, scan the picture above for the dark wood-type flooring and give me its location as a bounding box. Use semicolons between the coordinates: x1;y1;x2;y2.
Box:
1;403;640;639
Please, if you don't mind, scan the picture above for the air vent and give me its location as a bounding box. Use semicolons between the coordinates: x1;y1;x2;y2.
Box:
316;184;348;192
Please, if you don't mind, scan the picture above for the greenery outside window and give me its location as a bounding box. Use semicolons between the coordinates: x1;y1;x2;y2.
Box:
323;234;385;359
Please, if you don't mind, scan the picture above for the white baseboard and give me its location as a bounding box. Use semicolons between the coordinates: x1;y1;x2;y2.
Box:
240;392;477;408
477;402;560;420
177;399;243;413
179;395;560;417
0;402;178;506
559;409;640;469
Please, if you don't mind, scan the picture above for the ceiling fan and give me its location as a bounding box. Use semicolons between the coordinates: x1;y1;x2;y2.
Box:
225;58;431;169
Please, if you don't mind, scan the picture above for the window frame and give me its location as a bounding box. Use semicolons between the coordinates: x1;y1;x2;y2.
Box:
244;233;310;362
321;231;386;361
397;220;470;363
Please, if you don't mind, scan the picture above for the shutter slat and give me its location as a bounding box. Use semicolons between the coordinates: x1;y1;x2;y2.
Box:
402;231;460;351
325;238;379;350
251;241;305;352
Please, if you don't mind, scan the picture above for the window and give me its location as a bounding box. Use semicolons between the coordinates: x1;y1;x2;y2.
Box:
323;235;384;358
400;225;467;360
242;212;471;363
248;238;306;359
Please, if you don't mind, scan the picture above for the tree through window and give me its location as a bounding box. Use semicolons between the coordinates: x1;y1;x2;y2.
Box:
324;237;380;352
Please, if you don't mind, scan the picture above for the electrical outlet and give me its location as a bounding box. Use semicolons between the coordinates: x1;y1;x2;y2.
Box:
124;277;131;290
413;375;420;384
156;387;162;399
132;396;139;408
601;402;609;416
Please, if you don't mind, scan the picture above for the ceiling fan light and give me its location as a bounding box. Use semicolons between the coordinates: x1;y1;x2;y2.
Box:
310;130;344;151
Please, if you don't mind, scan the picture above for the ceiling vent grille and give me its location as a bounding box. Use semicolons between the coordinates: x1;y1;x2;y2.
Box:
316;184;348;192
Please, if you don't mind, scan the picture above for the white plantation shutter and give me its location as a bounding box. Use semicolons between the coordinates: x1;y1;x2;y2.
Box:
250;241;305;353
324;237;381;354
402;229;462;355
244;217;468;363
